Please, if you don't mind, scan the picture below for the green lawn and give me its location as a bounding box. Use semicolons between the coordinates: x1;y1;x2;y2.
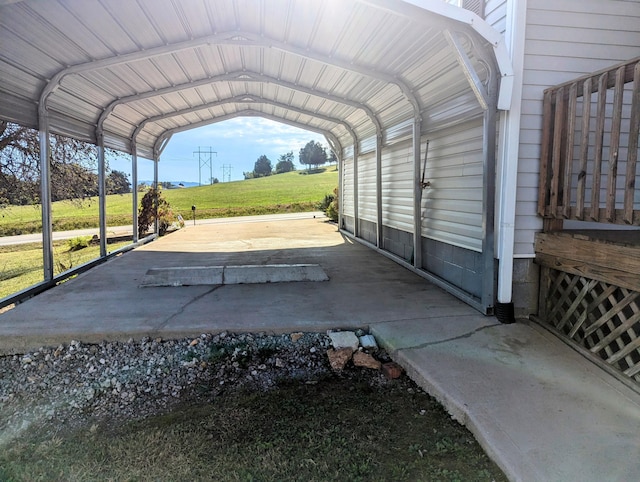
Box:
0;239;130;299
0;168;338;236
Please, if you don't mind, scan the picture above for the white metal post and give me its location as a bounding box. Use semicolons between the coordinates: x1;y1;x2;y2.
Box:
413;117;422;268
97;134;107;258
38;113;54;281
131;144;139;243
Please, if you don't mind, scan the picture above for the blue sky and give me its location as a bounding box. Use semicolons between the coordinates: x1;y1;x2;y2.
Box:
109;117;326;184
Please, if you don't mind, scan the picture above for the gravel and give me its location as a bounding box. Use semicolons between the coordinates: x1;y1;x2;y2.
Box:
0;331;404;442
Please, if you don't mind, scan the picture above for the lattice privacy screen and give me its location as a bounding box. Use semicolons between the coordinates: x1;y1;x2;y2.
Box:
543;268;640;383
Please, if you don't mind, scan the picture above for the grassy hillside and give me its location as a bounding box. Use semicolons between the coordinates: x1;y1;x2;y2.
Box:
0;168;338;236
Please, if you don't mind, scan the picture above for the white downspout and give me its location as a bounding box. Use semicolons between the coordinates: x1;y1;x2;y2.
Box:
497;0;527;309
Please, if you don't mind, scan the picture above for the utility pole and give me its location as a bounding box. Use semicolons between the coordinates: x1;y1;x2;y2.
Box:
222;164;233;182
193;147;217;186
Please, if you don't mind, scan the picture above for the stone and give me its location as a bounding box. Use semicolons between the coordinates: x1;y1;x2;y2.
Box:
328;331;359;352
359;334;378;350
381;362;403;379
189;338;199;346
290;332;304;342
326;348;353;371
352;351;381;370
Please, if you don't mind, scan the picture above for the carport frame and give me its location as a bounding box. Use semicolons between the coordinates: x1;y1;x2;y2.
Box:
0;0;515;316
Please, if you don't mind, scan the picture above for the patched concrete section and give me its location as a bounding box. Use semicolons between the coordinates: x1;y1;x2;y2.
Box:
140;264;328;287
223;264;328;284
140;266;224;287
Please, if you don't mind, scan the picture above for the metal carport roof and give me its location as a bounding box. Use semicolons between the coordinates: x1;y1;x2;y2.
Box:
0;0;512;160
0;0;514;313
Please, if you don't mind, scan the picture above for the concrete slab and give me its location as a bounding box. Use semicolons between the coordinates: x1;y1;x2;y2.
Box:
223;264;328;284
139;264;328;286
372;320;640;482
140;266;224;286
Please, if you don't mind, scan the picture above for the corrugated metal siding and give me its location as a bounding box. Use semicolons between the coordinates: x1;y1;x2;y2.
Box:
421;118;484;252
515;0;640;256
381;140;414;234
341;155;354;219
357;151;377;223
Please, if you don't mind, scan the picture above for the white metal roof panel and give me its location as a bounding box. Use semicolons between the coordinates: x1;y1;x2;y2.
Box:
0;0;510;159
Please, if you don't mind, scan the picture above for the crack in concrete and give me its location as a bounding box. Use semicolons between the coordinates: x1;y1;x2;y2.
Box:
154;285;223;331
401;322;503;352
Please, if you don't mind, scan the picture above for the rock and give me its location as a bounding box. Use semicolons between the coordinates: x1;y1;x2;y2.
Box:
328;331;359;352
290;332;304;342
189;338;199;346
327;347;353;371
381;362;403;379
359;334;378;350
352;351;381;370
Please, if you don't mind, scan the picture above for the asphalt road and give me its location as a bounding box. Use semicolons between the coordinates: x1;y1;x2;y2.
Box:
0;212;325;246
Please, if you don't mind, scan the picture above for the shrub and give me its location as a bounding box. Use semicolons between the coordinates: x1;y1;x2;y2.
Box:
317;192;335;212
67;235;92;251
138;187;178;237
326;187;339;223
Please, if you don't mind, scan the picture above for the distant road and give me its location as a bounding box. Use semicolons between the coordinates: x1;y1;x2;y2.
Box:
0;212;326;246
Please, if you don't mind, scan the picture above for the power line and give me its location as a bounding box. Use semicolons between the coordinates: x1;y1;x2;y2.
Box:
221;164;233;182
193;146;217;186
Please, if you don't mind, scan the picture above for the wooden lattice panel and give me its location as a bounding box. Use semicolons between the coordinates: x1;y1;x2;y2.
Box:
543;268;640;383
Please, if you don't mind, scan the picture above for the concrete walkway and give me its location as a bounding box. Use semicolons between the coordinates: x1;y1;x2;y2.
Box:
1;214;638;481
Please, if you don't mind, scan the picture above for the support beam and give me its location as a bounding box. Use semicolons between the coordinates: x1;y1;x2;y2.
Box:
412;117;422;268
353;143;359;238
376;133;383;248
481;68;499;314
38;110;54;282
97;134;107;258
131;144;139;243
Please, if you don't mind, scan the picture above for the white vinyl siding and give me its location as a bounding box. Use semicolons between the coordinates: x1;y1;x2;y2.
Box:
381;140;414;234
357;151;377;223
421;118;484;252
485;0;508;33
514;0;640;256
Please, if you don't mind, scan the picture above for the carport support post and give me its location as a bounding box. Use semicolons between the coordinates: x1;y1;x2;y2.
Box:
412;117;422;268
153;156;159;235
481;71;499;313
353;143;359;238
376;134;383;248
131;145;139;243
38;113;54;281
97;134;107;258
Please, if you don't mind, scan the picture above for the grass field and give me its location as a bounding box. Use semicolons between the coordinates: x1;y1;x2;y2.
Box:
0;377;507;481
0;239;130;299
0;168;339;236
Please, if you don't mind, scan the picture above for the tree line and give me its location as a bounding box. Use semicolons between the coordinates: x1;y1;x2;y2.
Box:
0;121;131;207
244;140;337;179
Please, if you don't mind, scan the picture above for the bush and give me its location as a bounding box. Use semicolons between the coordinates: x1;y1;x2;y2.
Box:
317;192;335;212
325;187;339;223
138;187;179;237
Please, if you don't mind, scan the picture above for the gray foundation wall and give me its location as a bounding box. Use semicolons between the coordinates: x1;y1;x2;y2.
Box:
512;258;539;319
358;219;377;246
421;237;484;300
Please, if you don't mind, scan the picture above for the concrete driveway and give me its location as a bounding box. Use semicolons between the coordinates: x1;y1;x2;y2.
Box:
0;213;490;354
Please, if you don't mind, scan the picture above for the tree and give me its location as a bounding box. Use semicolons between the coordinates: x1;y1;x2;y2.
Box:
275;151;296;174
327;150;337;165
106;170;131;194
299;141;327;170
253;155;273;177
1;120;124;205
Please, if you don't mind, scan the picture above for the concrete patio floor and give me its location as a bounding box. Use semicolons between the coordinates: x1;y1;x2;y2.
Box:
1;213;639;481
